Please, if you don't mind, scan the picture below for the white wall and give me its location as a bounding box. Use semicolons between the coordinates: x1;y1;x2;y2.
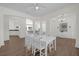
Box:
50;13;76;38
8;16;26;38
75;9;79;48
18;17;26;38
0;13;5;47
42;5;77;38
3;15;9;41
0;6;32;47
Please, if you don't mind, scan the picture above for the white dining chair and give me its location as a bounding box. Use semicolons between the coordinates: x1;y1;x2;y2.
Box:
40;40;47;56
32;38;40;56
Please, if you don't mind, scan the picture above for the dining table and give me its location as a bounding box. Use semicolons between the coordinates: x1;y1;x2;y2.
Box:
25;33;56;56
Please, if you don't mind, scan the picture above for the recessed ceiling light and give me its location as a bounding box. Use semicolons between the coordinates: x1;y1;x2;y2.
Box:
35;6;39;10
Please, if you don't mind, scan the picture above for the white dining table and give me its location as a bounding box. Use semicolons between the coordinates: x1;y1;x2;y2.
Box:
40;35;56;46
25;33;56;56
40;35;56;55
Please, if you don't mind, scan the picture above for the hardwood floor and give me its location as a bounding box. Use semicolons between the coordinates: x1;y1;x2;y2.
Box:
56;37;77;56
0;36;55;56
76;48;79;56
0;36;26;56
0;36;78;56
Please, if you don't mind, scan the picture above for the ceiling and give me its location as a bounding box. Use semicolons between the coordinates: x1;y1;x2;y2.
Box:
0;3;75;17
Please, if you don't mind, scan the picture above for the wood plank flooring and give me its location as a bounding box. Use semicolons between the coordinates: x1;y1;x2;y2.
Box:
0;36;78;56
0;36;26;56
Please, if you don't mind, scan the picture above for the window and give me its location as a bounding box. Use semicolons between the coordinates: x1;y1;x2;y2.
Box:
35;21;40;34
42;22;46;34
26;19;33;33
